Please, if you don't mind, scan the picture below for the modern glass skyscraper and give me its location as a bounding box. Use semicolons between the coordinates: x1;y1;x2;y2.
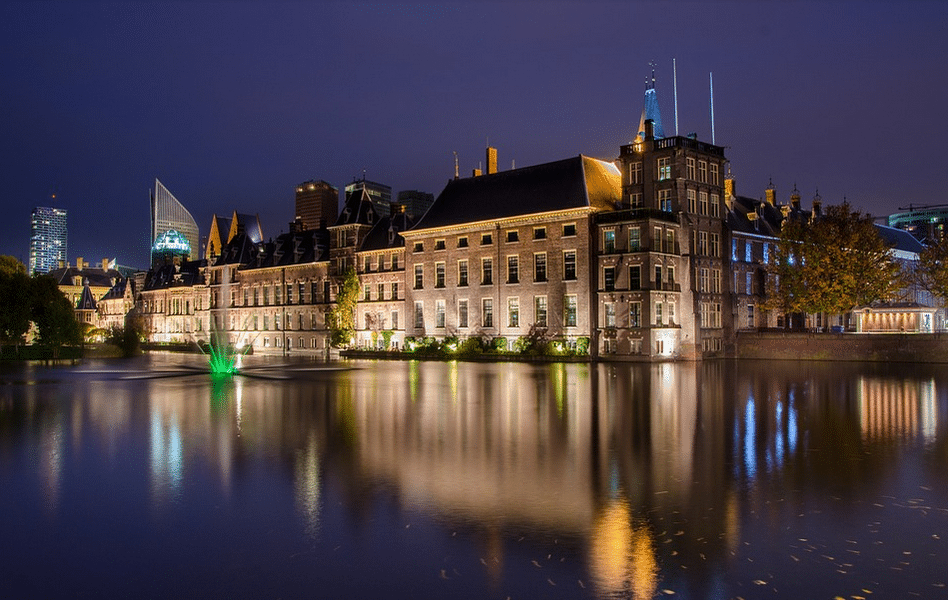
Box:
150;179;199;264
29;206;67;274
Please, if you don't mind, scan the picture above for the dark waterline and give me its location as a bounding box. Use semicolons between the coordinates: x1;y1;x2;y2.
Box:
1;356;947;599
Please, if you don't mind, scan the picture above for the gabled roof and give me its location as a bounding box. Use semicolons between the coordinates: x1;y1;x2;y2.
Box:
47;265;122;288
360;212;416;252
142;260;205;291
230;212;263;244
99;278;135;302
213;233;260;267
335;187;378;227
411;155;621;231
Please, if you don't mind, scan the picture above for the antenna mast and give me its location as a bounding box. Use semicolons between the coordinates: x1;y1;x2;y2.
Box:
673;58;679;137
709;71;716;145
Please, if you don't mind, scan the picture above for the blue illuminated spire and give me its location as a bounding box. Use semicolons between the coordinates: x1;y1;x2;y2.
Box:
634;68;665;142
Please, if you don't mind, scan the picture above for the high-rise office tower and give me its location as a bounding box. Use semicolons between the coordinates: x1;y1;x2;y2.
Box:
150;179;199;265
395;189;434;219
295;180;338;230
29;206;67;274
345;178;391;218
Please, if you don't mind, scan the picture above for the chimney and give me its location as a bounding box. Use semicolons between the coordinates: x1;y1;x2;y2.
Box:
486;146;497;175
101;258;109;271
765;180;776;206
644;119;655;141
76;257;85;270
812;190;822;218
472;168;482;177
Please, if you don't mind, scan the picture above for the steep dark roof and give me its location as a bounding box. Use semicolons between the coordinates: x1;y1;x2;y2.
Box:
244;228;330;269
99;278;135;301
411;155;621;231
47;265;122;288
234;213;263;243
213;233;260;267
77;284;98;310
143;260;205;291
335;187;378;227
360;212;416;252
875;224;925;254
727;195;784;237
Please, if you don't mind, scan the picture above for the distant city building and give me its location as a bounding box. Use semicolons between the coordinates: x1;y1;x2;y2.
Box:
887;206;948;244
150;179;199;266
295;180;338;231
29;206;67;274
395;189;434;219
345;178;391;218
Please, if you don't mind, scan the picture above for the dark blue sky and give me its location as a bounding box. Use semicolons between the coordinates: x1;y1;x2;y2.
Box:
3;1;947;270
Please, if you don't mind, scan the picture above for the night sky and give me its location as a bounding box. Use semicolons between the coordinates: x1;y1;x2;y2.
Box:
3;1;947;270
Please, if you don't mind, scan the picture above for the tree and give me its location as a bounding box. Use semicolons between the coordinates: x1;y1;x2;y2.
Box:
327;267;359;348
766;202;905;322
916;234;948;304
0;256;32;352
30;275;81;356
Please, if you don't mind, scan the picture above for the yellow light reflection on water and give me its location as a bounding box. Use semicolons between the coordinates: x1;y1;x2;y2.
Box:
589;497;658;599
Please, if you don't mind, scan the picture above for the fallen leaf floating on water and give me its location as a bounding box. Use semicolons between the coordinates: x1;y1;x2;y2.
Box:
662;590;675;595
753;580;768;586
440;570;449;580
547;579;556;586
531;560;542;568
480;558;487;566
577;580;585;589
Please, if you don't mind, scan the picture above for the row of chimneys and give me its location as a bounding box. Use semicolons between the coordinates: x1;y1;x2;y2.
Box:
469;146;499;178
57;258;112;272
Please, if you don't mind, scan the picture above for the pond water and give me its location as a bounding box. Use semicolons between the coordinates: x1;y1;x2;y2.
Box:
1;355;947;599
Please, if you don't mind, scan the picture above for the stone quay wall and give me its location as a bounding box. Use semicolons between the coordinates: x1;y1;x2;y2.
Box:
735;331;948;364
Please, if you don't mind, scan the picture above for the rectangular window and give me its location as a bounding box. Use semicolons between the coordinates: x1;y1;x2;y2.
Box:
363;283;371;301
459;299;469;328
563;223;576;237
629;302;641;328
604;266;615;291
745;241;752;263
564;295;577;327
698;160;708;183
435;239;446;250
667;265;675;286
508;297;519;328
391;282;398;300
507;255;519;284
435;262;446;288
763;242;770;264
392;310;398;330
629;161;642;184
699;231;708;255
657;189;672;212
687;189;697;213
263;287;270;305
655;301;663;326
458;236;468;248
700;267;709;292
653;226;663;253
605;302;616;327
666;229;675;254
391;254;399;270
746;272;753;295
668;301;675;324
699;191;709;215
732;239;739;262
414;301;424;329
711;193;720;217
482;298;493;328
747;304;755;328
413;242;423;252
481;233;493;245
710;233;720;257
654;265;662;288
506;230;519;243
378;283;384;300
482;258;493;285
535;296;547;327
533;227;546;240
378;254;385;270
534;253;547;282
435;300;445;328
687;157;696;180
629;227;641;251
712;268;721;293
364;257;371;272
458;260;469;286
414;264;424;289
629;192;643;208
710;163;720;186
629;265;641;290
563;250;577;280
285;286;292;304
603;230;616;253
658;157;671;180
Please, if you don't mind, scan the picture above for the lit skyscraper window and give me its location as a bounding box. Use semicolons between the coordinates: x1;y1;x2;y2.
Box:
29;206;67;274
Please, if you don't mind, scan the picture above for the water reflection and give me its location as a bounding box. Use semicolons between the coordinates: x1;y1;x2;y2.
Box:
1;358;947;598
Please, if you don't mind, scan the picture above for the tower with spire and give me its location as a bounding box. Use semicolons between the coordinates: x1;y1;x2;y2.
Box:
634;66;665;143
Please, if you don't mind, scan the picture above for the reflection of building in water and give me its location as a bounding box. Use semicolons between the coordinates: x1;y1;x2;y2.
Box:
730;379;801;482
858;377;937;443
588;497;658;599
